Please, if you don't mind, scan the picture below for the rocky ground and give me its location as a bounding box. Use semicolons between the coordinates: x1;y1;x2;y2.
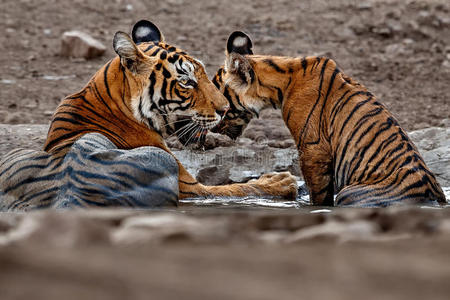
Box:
1;0;450;299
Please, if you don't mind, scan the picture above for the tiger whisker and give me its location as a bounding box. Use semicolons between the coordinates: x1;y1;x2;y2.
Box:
175;122;197;141
167;121;193;139
161;118;191;129
183;125;200;147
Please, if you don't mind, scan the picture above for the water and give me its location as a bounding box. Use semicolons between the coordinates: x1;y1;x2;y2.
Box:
181;180;310;209
181;196;308;209
181;182;450;210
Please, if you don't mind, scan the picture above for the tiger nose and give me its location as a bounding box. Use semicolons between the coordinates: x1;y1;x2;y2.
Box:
216;106;230;118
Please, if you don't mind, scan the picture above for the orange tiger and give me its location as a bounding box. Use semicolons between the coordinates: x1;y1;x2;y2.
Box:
212;31;446;207
39;21;297;204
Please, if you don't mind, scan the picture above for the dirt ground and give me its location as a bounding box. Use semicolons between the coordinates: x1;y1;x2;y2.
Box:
1;0;449;130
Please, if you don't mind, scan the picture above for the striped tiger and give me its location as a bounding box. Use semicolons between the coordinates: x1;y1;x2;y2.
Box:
0;21;298;210
211;31;447;207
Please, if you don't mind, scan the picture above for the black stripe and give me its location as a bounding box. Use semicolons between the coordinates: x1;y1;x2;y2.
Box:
150;47;161;56
162;67;171;78
297;59;329;148
301;57;307;75
92;81;114;115
143;44;155;52
161;79;168;100
103;61;114;102
159;51;167;60
337;96;373;137
345;121;380;184
168;53;179;64
148;72;157;100
276;87;284;103
263;58;286;73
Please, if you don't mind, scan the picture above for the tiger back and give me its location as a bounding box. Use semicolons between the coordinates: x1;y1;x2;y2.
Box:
212;31;446;207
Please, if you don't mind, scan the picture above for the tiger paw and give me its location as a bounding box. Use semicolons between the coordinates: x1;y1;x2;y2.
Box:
249;172;298;200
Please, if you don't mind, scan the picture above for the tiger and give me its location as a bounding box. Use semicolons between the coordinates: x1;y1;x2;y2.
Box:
0;21;297;211
211;31;447;207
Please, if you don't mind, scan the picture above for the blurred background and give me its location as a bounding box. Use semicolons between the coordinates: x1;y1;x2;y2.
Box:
0;0;449;130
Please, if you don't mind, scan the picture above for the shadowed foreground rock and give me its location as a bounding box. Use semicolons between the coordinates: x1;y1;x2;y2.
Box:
0;207;450;300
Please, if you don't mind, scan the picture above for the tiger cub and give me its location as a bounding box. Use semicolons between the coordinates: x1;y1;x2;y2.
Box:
211;31;446;207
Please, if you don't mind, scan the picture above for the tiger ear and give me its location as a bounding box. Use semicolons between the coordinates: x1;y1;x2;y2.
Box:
113;31;148;73
226;31;253;55
225;53;255;86
132;20;164;44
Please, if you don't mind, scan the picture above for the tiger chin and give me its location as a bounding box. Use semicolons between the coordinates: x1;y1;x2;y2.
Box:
36;21;298;204
211;31;447;207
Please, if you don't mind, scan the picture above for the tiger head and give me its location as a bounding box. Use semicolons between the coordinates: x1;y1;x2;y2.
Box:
114;20;229;146
212;31;286;140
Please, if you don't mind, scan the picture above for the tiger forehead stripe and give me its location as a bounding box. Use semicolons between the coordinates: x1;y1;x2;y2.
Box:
175;60;197;83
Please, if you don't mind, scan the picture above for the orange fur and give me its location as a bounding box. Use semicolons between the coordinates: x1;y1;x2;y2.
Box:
214;32;446;206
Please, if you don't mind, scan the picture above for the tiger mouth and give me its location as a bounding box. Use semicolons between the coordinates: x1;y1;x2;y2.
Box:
173;116;210;146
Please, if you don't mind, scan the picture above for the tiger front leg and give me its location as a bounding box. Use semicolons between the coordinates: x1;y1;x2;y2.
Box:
300;154;335;206
177;162;298;200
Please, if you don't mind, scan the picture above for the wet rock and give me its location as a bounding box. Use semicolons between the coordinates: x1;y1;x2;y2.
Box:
268;139;295;149
202;132;234;150
273;148;299;173
61;31;106;59
409;127;450;187
196;166;231;185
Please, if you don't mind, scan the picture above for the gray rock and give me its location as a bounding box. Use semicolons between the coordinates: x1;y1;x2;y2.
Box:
196;166;231;186
61;31;106;59
409;127;450;187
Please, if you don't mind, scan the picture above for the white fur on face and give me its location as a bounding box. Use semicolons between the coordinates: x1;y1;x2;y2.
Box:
131;86;163;131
